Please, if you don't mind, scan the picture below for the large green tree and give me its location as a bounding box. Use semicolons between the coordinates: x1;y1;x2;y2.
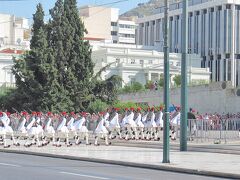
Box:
11;4;56;111
48;0;94;111
0;1;121;112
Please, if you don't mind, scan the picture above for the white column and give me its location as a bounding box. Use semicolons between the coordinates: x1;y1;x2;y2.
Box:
191;14;194;54
142;23;146;45
205;10;209;58
231;5;236;86
198;12;202;55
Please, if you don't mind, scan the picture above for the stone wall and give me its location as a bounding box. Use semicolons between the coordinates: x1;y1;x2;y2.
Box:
118;82;240;113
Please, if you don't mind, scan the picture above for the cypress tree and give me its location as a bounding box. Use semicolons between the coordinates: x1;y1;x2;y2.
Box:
49;0;94;111
12;3;63;112
48;0;74;112
64;0;94;111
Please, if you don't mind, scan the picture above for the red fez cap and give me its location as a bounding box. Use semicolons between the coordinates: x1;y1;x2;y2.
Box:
47;112;52;116
6;112;11;116
22;112;28;116
130;107;135;111
125;108;129;111
137;107;141;111
151;107;155;111
32;112;37;115
0;112;3;116
70;112;75;115
99;112;104;115
61;112;67;115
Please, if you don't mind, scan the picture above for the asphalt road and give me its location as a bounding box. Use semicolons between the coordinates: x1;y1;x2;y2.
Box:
0;152;226;180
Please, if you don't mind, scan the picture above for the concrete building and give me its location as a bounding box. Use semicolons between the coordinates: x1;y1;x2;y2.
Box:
0;49;23;87
136;0;240;87
0;13;30;47
117;18;136;44
79;6;136;44
91;43;210;87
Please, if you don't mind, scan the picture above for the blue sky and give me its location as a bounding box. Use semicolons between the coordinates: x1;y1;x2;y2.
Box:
0;0;149;20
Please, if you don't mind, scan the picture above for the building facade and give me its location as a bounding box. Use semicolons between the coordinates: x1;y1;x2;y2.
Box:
0;13;30;47
136;0;240;86
91;44;210;87
79;6;136;44
0;52;17;87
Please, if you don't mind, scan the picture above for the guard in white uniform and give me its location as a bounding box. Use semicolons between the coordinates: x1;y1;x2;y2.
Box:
108;108;122;139
170;107;181;140
1;112;19;146
0;112;10;148
67;112;77;140
103;108;111;129
155;107;164;141
36;112;48;145
94;112;110;146
120;108;129;128
145;107;157;140
124;107;137;140
25;112;42;147
74;112;90;145
134;107;145;140
56;112;72;147
16;111;28;141
44;112;56;146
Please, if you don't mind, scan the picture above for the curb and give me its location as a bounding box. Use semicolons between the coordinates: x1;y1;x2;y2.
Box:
111;142;240;155
0;149;239;179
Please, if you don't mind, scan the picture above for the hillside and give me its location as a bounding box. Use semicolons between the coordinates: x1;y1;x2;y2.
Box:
120;0;163;18
120;0;177;18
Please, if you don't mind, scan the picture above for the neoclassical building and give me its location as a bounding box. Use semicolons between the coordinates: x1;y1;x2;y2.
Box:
0;51;16;87
136;0;240;86
91;43;210;87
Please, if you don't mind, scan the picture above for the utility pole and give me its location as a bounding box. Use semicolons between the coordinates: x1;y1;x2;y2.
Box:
162;0;170;163
180;0;188;151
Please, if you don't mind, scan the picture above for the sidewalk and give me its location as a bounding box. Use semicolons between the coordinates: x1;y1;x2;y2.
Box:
0;144;240;179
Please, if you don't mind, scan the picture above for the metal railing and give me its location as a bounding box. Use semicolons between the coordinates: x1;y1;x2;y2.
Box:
176;119;240;143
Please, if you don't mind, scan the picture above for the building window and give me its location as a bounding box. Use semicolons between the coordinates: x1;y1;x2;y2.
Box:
236;5;240;10
111;22;117;26
140;60;144;65
113;40;118;44
119;24;135;29
226;4;231;9
111;31;117;36
131;59;135;64
118;33;135;38
130;78;136;85
116;58;120;63
149;60;153;64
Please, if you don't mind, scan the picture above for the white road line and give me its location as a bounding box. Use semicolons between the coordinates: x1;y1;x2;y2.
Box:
0;163;21;167
59;171;110;180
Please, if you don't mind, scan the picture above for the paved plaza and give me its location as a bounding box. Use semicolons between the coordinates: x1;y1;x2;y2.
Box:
1;141;240;179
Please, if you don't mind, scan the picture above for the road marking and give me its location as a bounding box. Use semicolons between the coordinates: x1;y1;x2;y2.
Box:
60;171;110;180
0;163;21;167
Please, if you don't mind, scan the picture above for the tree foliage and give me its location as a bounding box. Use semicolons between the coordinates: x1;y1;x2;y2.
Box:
0;1;119;112
173;75;181;87
119;82;144;93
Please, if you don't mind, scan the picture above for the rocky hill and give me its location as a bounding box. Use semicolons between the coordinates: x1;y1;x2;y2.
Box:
120;0;163;18
120;0;176;18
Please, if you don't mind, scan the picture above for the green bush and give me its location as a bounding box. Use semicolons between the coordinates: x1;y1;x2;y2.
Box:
145;80;155;90
87;99;109;113
173;75;181;87
119;82;144;94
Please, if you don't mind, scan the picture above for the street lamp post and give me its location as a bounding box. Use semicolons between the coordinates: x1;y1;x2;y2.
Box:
162;0;170;163
180;0;188;151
